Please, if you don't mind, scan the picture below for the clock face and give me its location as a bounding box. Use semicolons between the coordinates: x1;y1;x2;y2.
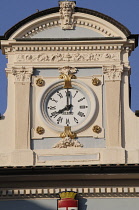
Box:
46;87;89;127
39;80;96;132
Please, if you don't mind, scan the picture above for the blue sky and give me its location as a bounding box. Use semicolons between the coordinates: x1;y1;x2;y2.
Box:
0;0;139;114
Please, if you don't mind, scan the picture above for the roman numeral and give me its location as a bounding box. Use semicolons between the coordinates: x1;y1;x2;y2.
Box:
57;91;63;99
57;117;63;124
78;97;85;102
50;111;58;118
78;111;85;117
74;117;78;124
48;106;56;110
66;118;70;126
73;90;78;98
79;105;88;109
50;98;58;103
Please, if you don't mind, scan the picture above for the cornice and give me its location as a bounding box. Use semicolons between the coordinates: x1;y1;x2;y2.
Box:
4;44;131;53
0;7;132;40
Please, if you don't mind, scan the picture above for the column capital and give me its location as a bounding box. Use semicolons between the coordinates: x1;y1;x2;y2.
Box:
7;66;33;83
103;65;123;81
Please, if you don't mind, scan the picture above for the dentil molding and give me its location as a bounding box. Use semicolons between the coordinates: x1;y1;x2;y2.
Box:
0;187;139;200
4;45;130;53
22;18;114;38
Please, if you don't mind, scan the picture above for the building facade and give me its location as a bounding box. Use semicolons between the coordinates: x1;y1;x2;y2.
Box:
0;1;139;209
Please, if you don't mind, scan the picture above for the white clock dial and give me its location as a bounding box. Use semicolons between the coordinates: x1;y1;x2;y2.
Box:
46;87;89;127
39;80;96;132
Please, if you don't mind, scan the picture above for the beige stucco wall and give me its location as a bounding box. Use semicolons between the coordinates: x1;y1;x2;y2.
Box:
0;5;138;166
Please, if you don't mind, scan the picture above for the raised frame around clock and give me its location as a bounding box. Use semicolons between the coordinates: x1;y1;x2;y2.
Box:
38;80;96;133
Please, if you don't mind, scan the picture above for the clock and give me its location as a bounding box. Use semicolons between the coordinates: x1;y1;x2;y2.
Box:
38;80;96;133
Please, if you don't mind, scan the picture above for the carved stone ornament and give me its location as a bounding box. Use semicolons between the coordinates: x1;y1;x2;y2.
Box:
103;65;123;81
53;136;83;148
59;66;77;75
12;67;33;83
59;1;76;30
16;52;119;63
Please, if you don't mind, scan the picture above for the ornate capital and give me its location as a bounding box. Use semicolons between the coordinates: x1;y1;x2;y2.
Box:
59;1;76;30
12;67;33;83
103;65;123;81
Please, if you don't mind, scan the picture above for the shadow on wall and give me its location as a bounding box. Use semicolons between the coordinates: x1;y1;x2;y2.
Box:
0;199;56;210
78;198;87;210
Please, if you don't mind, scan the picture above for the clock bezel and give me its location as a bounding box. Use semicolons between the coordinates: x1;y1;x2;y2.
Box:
38;80;96;133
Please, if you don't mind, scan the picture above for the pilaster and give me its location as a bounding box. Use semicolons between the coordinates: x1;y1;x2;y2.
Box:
12;66;33;149
103;65;123;148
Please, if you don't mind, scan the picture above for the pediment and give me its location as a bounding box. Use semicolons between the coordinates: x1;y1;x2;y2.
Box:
3;6;131;40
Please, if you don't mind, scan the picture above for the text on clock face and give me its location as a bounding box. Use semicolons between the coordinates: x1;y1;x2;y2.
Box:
46;88;89;127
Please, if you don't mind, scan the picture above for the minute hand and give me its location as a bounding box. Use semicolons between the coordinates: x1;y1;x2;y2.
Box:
66;89;70;107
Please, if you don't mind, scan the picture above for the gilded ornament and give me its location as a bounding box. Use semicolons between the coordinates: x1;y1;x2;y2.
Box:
36;78;45;87
92;78;100;86
59;191;77;199
36;126;45;135
93;125;101;134
59;66;77;88
60;126;76;139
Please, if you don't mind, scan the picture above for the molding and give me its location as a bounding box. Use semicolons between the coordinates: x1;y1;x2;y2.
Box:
103;65;123;81
16;52;120;63
59;1;76;30
12;45;125;52
2;7;131;40
0;187;139;200
22;18;114;38
12;45;126;52
22;20;60;38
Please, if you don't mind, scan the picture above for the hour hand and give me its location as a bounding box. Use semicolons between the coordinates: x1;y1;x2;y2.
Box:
57;106;67;113
57;104;73;113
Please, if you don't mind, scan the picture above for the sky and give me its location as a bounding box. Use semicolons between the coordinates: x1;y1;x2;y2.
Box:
0;0;139;114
